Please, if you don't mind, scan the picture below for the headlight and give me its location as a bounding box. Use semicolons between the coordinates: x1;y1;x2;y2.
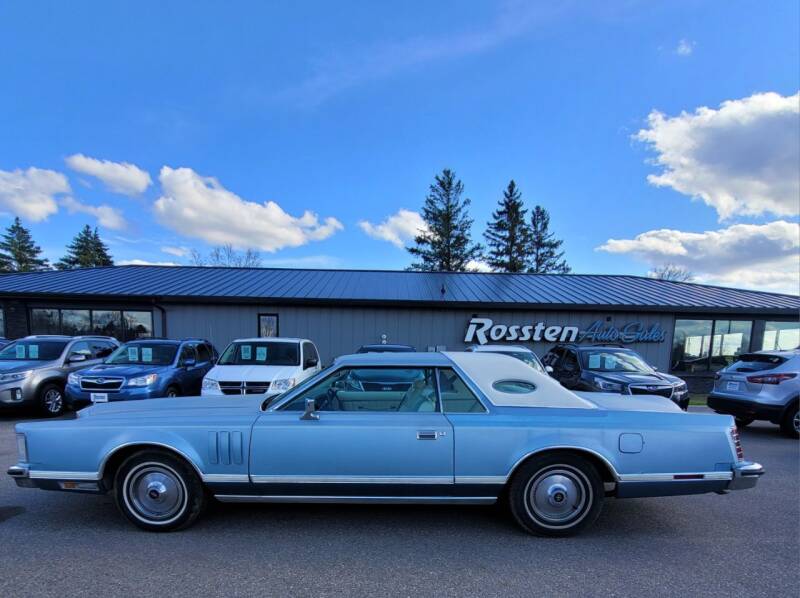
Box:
67;372;81;386
16;433;28;462
674;382;688;394
202;378;220;392
271;378;296;392
127;373;158;387
594;377;623;393
0;370;32;384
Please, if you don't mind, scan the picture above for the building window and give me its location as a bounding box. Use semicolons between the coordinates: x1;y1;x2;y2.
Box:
762;321;800;351
671;318;753;374
123;311;153;339
258;313;278;337
30;308;60;335
60;309;91;336
28;308;153;342
92;310;123;338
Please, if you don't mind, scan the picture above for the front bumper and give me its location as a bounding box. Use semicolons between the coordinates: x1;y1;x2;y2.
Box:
65;384;167;407
0;380;37;407
708;394;785;423
728;461;765;491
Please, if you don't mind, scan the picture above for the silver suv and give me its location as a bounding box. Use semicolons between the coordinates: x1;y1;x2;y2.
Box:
708;349;800;438
0;335;119;416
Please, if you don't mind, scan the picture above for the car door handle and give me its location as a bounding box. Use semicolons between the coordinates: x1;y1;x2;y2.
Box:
417;430;445;440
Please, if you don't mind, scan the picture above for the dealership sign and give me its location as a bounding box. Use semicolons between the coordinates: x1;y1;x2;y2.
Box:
464;317;666;345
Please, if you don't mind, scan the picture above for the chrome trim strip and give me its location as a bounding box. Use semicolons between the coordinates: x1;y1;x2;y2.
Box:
28;470;101;481
618;472;733;482
454;476;507;484
215;495;497;505
250;475;454;485
507;446;621;481
201;473;250;483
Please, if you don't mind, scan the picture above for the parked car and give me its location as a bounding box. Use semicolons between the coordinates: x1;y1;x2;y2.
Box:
0;337;11;350
465;344;548;375
542;344;690;410
708;349;799;438
202;337;321;397
65;338;218;408
8;351;762;535
0;335;119;416
356;343;416;353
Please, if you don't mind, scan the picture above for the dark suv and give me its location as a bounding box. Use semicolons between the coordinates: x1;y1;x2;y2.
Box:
542;344;690;410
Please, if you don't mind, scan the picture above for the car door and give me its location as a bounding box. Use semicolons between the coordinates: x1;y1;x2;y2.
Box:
300;341;322;382
193;343;215;393
249;366;454;496
177;344;205;394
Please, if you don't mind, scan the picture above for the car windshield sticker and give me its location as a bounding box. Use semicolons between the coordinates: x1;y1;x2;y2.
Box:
29;344;39;359
256;346;267;361
241;345;252;360
128;346;139;362
588;354;601;369
142;347;153;362
15;345;25;359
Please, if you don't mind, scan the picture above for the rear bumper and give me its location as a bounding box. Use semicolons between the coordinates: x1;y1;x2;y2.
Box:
707;394;785;423
728;461;765;491
7;464;103;493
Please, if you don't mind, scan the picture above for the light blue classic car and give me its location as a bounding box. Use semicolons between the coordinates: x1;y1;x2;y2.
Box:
8;352;764;536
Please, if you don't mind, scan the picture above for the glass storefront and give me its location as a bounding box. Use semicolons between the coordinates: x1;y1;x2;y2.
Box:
710;320;752;371
60;309;91;336
30;308;60;335
762;321;800;351
671;318;752;373
29;308;153;341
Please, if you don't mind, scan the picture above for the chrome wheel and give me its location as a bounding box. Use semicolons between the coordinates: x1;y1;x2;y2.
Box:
524;466;592;529
43;388;63;414
123;462;187;525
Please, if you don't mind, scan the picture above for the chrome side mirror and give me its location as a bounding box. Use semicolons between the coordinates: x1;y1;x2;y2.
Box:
300;398;319;421
545;365;554;374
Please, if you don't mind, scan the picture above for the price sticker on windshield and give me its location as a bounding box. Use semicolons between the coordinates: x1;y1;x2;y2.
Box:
128;347;139;361
142;348;153;362
241;345;252;360
588;354;601;369
29;344;39;359
256;346;267;361
15;345;25;359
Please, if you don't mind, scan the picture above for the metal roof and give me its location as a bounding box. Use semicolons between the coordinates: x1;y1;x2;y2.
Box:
0;266;797;314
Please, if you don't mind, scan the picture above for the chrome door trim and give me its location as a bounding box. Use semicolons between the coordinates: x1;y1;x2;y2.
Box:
201;473;250;483
214;494;497;505
454;476;507;484
618;472;733;482
250;475;454;485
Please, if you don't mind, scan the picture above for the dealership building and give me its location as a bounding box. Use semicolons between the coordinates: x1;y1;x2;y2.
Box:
0;265;797;391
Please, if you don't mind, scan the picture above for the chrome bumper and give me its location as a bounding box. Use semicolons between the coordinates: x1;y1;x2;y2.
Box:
728;461;764;491
7;464;36;487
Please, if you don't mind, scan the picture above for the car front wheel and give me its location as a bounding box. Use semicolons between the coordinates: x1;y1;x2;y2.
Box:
114;450;206;532
508;453;604;537
39;383;65;417
780;405;799;439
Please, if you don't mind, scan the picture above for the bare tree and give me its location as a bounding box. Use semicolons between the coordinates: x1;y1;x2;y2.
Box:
189;244;262;268
649;263;694;282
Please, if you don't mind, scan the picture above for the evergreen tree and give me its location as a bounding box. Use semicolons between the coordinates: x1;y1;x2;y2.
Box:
407;169;483;271
56;225;114;269
483;180;533;272
528;205;570;274
0;217;50;272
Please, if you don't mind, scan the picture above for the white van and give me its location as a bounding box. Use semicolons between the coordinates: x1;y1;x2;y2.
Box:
201;337;321;397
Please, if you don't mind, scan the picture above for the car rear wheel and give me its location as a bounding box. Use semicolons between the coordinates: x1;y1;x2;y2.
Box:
38;383;65;417
780;405;799;439
734;417;753;428
114;450;206;532
508;453;604;537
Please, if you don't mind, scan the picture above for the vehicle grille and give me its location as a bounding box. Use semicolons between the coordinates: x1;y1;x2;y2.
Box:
80;377;124;392
629;385;673;399
219;381;272;395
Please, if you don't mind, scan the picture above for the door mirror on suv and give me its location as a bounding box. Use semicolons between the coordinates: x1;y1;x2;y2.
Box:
305;357;319;369
545;365;554;374
68;353;87;363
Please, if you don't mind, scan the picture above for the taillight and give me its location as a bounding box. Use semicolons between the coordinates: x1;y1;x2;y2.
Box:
730;427;744;461
746;373;797;385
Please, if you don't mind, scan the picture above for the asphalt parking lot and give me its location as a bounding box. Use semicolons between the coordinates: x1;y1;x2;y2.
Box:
0;408;797;598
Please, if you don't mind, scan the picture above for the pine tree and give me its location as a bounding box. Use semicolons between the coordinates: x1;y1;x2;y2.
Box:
56;225;114;269
0;217;50;272
483;180;533;272
407;169;483;271
528;205;570;274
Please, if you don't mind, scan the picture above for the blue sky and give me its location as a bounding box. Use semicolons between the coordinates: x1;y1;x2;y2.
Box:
1;1;798;292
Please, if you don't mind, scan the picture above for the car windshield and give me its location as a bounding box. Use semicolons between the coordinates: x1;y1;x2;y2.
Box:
106;343;178;365
489;351;546;374
0;340;68;361
580;349;653;373
219;341;300;366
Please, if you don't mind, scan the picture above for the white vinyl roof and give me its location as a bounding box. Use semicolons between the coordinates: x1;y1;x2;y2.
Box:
444;351;596;409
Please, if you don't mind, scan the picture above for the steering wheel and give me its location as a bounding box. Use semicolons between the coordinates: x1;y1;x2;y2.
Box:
317;386;341;411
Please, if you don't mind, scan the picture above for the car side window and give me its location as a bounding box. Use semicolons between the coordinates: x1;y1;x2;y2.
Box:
92;341;115;359
178;344;197;366
282;367;437;413
196;343;212;363
303;342;319;369
437;368;487;413
560;350;580;375
69;341;92;358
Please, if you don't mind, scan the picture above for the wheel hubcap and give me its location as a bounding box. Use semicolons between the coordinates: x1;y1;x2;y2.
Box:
527;467;589;526
126;465;186;522
44;389;62;413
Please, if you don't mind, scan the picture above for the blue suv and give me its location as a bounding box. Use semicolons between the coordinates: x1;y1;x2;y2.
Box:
65;339;217;408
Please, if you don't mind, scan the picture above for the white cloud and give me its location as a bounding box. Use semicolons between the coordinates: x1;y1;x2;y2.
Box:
466;259;493;273
598;220;800;293
675;39;695;56
154;167;343;252
118;259;179;266
0;167;68;221
359;209;427;248
635;91;800;219
65;154;152;196
161;245;190;257
260;255;344;269
61;196;126;230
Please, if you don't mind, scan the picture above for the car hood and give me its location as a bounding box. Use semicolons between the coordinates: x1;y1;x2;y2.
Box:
79;364;166;378
77;395;264;419
588;371;680;385
205;364;299;382
0;360;53;372
575;392;683;413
